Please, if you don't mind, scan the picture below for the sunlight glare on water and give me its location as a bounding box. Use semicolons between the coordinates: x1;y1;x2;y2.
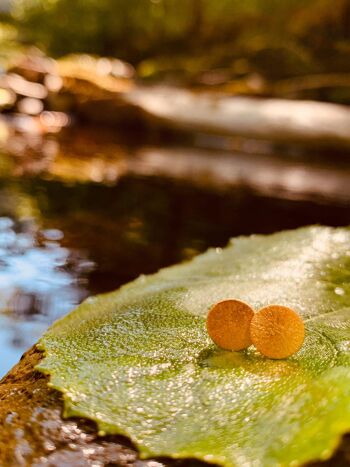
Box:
0;216;94;376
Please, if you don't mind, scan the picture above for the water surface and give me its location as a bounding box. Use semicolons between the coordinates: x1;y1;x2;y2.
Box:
0;126;349;376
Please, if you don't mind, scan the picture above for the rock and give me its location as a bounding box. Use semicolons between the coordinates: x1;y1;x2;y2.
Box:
0;347;209;466
125;86;350;148
0;348;350;466
8;52;57;84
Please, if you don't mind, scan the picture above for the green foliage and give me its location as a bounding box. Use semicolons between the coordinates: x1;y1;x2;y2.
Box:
9;0;350;78
38;226;350;466
13;0;195;61
0;22;22;67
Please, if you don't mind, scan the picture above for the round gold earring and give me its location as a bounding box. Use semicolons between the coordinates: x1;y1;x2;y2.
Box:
206;299;254;351
250;305;305;359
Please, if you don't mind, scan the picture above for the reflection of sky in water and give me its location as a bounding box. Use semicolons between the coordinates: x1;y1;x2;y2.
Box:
0;217;94;376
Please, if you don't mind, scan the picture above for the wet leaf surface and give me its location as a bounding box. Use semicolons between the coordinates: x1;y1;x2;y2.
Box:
37;226;350;466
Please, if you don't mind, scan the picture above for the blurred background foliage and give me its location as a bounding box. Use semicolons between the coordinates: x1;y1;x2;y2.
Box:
1;0;350;84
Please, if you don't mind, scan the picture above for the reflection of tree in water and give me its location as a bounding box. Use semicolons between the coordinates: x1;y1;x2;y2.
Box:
0;147;349;377
17;173;350;295
0;208;94;376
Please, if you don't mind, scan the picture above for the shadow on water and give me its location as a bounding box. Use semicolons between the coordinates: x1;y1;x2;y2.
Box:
0;126;350;376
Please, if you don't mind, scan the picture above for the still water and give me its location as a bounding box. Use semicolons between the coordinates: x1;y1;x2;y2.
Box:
0;126;349;376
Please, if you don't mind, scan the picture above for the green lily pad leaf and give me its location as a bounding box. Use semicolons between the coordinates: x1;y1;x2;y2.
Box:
37;226;350;467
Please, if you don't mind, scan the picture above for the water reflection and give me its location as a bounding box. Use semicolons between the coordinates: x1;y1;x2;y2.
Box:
0;216;93;375
1;121;350;203
0;126;349;378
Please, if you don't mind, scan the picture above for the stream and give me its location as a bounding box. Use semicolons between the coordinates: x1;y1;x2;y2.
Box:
0;124;349;376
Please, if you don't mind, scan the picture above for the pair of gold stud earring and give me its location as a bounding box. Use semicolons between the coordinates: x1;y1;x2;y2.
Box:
206;299;305;359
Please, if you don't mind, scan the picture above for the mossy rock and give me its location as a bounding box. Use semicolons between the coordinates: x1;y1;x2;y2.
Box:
0;347;350;466
0;347;209;466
